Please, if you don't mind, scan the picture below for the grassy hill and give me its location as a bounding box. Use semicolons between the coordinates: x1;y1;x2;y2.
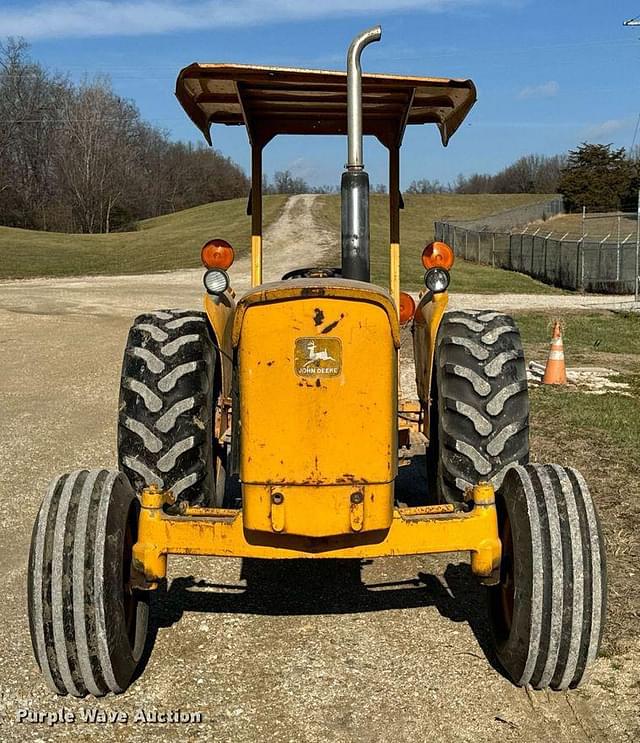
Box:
0;196;288;279
315;193;562;293
535;211;639;240
0;192;560;294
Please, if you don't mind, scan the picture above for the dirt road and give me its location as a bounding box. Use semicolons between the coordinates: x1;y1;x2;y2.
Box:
0;194;334;318
0;197;637;741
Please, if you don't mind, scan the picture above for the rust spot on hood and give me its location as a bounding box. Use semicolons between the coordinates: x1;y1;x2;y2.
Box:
303;287;327;298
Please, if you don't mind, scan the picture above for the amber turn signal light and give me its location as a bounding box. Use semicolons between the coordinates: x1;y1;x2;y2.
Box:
201;238;234;270
422;241;454;271
399;291;416;325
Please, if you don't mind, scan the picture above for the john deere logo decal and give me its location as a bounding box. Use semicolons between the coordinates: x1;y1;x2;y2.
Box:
294;337;342;376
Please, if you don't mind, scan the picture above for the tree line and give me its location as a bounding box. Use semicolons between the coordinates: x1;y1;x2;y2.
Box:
266;146;640;213
407;154;566;196
407;145;640;213
0;39;249;233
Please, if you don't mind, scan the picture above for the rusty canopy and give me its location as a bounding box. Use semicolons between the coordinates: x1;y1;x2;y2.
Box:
175;63;476;149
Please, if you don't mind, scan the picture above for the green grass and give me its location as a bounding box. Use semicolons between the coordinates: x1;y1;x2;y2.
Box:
314;193;562;294
541;212;639;240
530;384;640;462
0;195;288;279
515;310;640;458
518;312;640;659
514;311;640;356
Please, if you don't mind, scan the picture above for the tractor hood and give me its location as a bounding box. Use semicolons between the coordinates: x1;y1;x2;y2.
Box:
231;278;401;348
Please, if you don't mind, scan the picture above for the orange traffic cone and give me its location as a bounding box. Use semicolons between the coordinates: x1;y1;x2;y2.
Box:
543;321;567;385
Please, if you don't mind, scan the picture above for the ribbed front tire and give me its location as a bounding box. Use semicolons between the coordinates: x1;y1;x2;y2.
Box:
28;469;148;696
490;464;607;689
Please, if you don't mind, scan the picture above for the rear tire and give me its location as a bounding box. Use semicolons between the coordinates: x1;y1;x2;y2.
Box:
428;309;529;503
489;464;607;689
28;469;148;696
118;309;220;506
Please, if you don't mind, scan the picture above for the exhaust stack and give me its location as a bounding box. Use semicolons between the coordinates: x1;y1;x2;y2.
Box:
341;25;382;282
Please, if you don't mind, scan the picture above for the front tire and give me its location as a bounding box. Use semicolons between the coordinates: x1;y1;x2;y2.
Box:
28;469;148;696
489;464;607;689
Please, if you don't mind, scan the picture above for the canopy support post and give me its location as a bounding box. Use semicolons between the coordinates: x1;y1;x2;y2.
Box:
251;143;263;287
389;144;401;315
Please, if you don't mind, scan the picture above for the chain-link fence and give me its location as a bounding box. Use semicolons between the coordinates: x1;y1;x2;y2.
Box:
435;222;639;293
441;196;564;232
435;199;640;295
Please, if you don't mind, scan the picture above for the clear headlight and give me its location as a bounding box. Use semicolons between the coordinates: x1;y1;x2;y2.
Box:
424;267;450;293
203;268;229;295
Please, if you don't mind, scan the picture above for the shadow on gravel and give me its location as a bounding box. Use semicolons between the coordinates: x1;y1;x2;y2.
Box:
137;453;507;682
143;560;504;680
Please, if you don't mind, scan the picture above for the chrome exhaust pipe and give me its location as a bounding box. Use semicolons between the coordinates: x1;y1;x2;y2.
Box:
341;25;381;282
347;25;382;169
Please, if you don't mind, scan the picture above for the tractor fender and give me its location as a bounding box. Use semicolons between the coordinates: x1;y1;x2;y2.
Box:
203;291;236;400
412;290;448;434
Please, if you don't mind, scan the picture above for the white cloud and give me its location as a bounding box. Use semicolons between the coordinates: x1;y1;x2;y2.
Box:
583;118;631;140
0;0;492;40
517;80;559;100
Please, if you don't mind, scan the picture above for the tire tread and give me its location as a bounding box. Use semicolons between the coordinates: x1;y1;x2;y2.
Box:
435;310;530;503
491;464;607;690
118;309;216;505
28;469;148;697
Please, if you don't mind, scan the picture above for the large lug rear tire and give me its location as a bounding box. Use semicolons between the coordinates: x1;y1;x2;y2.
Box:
427;309;529;503
27;469;148;697
489;464;607;689
118;309;222;506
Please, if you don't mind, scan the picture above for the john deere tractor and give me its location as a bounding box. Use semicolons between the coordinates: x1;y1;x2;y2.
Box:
28;27;605;696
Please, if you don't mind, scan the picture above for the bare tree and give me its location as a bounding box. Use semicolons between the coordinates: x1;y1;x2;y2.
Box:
56;79;141;232
0;38;73;229
0;39;249;233
454;154;566;195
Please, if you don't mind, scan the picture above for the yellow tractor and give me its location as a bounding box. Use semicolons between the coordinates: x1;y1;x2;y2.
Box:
28;27;605;696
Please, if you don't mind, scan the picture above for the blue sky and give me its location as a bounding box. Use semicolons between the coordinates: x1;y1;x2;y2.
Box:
3;1;640;188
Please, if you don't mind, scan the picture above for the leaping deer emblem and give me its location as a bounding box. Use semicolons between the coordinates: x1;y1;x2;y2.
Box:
303;340;336;367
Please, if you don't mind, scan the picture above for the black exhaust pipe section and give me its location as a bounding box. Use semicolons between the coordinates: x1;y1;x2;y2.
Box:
341;26;381;282
341;170;370;282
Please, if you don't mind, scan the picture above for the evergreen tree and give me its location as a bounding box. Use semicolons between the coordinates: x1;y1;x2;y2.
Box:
558;143;639;212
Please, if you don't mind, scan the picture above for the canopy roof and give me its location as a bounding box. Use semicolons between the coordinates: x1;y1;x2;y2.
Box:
175;63;476;149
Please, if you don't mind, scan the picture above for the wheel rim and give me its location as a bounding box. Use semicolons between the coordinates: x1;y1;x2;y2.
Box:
499;512;515;632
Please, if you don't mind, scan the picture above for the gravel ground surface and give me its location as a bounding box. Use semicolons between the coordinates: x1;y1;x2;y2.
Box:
0;197;637;741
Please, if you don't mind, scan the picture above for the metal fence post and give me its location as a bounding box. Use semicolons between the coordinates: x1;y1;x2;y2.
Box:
576;239;583;291
559;239;563;285
531;236;535;275
616;214;621;282
491;233;495;268
598;235;610;290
